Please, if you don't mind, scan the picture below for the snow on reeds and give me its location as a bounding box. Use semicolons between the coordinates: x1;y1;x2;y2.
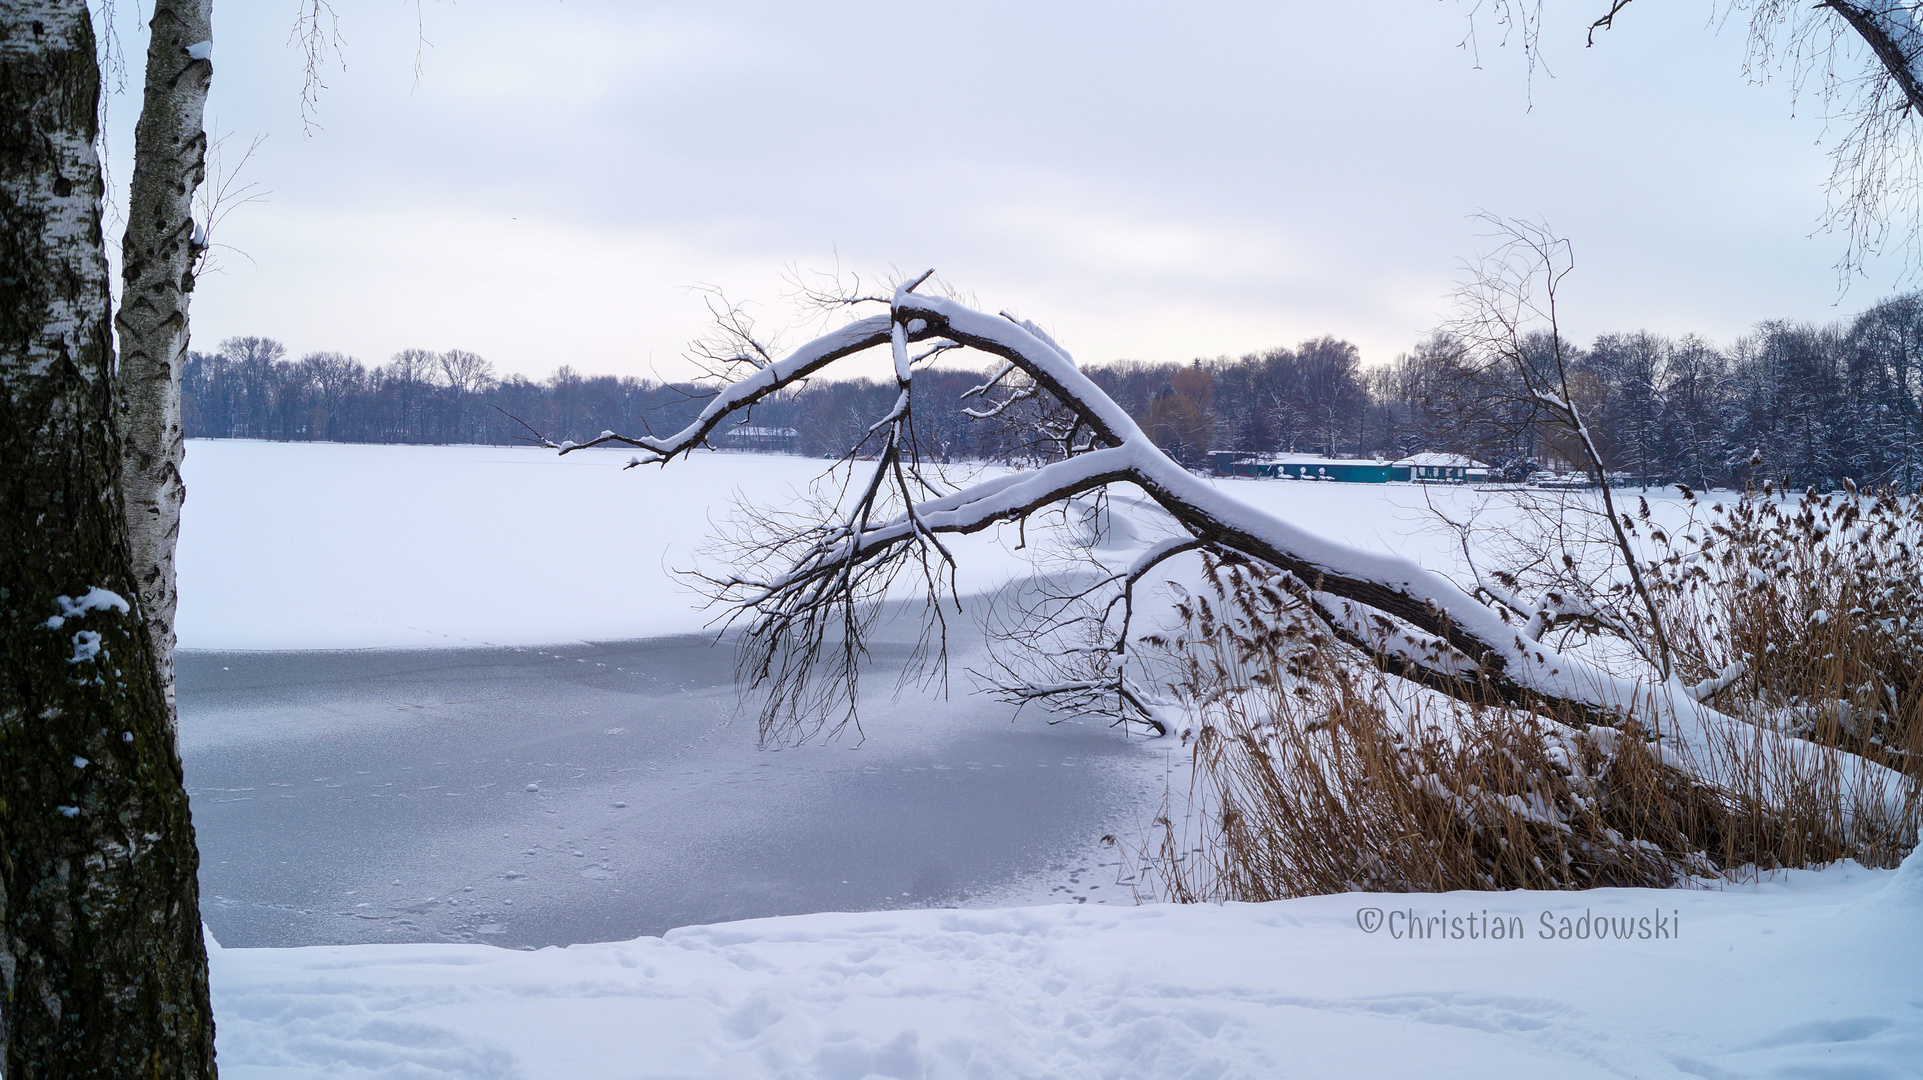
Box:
1132;534;1922;904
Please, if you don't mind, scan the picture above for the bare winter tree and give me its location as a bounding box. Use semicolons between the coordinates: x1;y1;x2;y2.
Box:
220;333;285;438
547;272;1910;831
1;3;217;1074
1442;216;1677;680
437;348;494;396
437;348;495;443
384;347;437;442
0;8;420;1071
1471;1;1923;281
298;349;363;441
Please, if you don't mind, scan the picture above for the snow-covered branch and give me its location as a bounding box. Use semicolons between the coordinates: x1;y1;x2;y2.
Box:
554;313;897;462
593;284;1910;829
1822;2;1923;114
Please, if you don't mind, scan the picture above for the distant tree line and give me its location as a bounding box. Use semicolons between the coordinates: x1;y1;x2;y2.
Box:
180;338;1060;462
183;291;1923;490
1087;293;1923;490
1385;293;1923;490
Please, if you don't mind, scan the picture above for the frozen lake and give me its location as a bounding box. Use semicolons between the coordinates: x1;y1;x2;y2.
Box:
171;441;1643;951
179;614;1165;950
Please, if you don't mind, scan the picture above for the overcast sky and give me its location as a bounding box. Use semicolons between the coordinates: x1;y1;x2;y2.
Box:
100;1;1913;382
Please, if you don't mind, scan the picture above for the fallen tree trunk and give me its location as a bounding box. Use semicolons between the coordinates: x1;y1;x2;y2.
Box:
559;282;1915;836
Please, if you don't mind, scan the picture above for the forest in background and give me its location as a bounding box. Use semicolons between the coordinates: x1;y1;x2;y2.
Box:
181;291;1923;491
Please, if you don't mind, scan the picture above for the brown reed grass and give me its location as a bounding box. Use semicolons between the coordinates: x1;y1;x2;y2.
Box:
1642;483;1923;774
1131;552;1921;905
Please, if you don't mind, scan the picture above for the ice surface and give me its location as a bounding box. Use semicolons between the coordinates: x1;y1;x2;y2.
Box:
178;596;1162;951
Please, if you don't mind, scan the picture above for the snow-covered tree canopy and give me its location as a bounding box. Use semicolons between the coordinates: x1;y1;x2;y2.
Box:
549;275;1911;834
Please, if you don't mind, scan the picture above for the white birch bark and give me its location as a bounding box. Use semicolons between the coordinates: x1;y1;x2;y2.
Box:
1;5;111;375
115;0;213;719
1;2;218;1072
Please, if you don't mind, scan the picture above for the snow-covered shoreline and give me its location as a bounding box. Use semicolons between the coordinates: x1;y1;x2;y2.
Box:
210;853;1920;1079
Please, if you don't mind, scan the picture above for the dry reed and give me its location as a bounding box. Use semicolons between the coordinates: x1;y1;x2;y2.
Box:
1642;483;1923;774
1132;553;1920;905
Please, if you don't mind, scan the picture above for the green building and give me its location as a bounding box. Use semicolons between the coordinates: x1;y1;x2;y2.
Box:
1209;452;1400;483
1208;451;1489;484
1391;453;1489;483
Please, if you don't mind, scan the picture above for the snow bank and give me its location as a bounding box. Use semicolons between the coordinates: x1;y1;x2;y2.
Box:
210;856;1921;1079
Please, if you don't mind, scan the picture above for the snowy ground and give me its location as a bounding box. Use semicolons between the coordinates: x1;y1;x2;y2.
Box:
177;442;1908;1078
212;854;1922;1078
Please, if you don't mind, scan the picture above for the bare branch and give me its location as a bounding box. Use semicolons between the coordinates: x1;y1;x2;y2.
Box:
1470;1;1923;283
1586;0;1636;46
289;0;343;132
1443;215;1675;678
190;131;269;277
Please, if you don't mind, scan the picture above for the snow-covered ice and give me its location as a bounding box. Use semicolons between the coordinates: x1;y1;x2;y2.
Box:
176;441;1045;650
174;440;1531;652
210;852;1922;1079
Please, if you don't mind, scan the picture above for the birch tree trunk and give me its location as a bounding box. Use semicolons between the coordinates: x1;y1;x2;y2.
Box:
1821;1;1923;112
116;0;212;719
0;3;218;1076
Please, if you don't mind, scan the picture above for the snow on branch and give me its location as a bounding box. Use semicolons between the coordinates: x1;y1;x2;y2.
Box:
583;281;1912;830
1824;2;1923;114
551;313;895;464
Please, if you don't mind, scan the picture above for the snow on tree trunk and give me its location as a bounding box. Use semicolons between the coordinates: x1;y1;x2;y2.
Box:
116;0;212;722
1827;1;1923;114
0;4;217;1076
